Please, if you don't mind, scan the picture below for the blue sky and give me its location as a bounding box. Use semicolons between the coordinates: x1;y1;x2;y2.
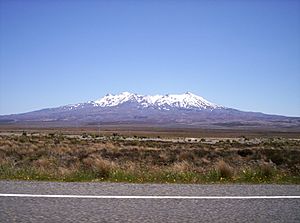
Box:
0;0;299;116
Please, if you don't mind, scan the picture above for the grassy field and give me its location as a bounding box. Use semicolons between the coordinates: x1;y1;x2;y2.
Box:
0;130;299;184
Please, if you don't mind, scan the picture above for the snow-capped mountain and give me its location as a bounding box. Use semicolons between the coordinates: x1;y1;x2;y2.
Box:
69;92;222;111
1;92;299;130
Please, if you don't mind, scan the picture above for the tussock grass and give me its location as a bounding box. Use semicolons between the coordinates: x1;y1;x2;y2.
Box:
0;163;298;184
170;161;193;173
0;133;299;184
216;160;234;179
82;155;115;178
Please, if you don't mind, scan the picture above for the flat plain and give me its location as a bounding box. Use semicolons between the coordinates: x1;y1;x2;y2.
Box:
1;127;299;184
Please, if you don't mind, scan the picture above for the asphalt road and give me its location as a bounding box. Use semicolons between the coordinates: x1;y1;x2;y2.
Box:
0;181;299;223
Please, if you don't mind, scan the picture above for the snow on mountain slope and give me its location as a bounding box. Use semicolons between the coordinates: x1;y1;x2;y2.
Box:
91;92;222;110
152;92;220;110
94;92;141;107
2;92;299;131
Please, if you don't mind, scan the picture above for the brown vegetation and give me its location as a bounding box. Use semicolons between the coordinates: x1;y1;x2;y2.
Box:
0;132;299;183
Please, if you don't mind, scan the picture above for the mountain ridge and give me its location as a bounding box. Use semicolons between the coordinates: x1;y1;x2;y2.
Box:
64;92;222;111
0;92;299;131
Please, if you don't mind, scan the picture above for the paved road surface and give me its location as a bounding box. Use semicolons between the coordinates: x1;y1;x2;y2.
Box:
0;181;299;222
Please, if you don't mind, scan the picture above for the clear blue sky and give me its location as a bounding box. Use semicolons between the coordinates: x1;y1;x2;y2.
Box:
0;0;299;116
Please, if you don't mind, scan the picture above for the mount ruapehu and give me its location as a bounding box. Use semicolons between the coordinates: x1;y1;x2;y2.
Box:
0;92;299;130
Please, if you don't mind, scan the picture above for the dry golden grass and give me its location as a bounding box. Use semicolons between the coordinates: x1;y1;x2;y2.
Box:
33;158;55;171
170;161;193;173
82;155;115;178
103;141;118;151
216;160;234;179
122;161;138;172
52;145;73;154
178;151;196;162
0;133;299;183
